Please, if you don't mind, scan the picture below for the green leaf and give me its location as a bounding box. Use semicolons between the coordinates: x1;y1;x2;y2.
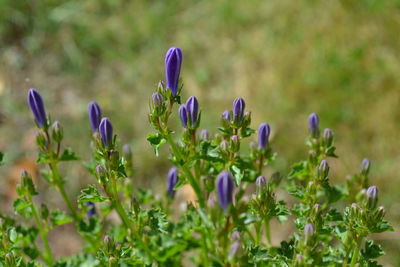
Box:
8;227;18;243
50;210;73;226
60;148;80;161
288;161;309;180
147;133;166;156
372;220;393;233
362;240;384;259
78;185;108;204
37;152;52;164
13;198;32;218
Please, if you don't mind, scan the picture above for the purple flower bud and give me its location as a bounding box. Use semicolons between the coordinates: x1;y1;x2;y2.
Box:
217;171;235;211
165;47;183;96
219;140;229;153
308;113;319;138
318;159;329;179
152;92;163;107
230;135;240;152
228;241;242;259
232;98;245;124
178;105;188;128
167;167;179;198
304;223;315;239
123;144;132;158
256;176;267;189
52;121;63;142
96;165;106;176
232;231;241;241
361;158;371;175
366;186;378;209
222;110;231;121
28;88;47;128
186;96;199;128
258;123;271;150
86;201;96;218
201;129;209;141
323;128;333;146
88;101;102;132
99;118;113;147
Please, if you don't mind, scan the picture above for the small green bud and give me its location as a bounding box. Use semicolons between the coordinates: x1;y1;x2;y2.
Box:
21;170;37;195
323;128;333;147
317;160;329;180
219;140;229;153
230;135;240;152
51;121;63;143
5;253;16;266
35;132;47;150
366;186;378;210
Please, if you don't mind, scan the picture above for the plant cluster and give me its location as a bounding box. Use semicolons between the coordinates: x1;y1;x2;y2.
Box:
0;47;393;266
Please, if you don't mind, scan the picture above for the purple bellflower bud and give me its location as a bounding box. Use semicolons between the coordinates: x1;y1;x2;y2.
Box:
186;96;199;128
165;47;183;96
222;110;231;120
232;98;245;125
28;88;47;128
51;121;63;142
88;101;102;132
366;185;378;209
304;223;315;240
361;158;371;175
201;129;209;141
323;128;333;146
228;241;242;259
99;118;113;148
318;159;329;179
308;113;319;138
258;123;271;150
167;167;179;198
86;201;96;218
152;92;163;107
178;105;188;128
256;176;267;189
217;171;235;211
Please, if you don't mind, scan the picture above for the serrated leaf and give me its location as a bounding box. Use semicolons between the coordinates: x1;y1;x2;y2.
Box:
50;210;73;226
13;198;32;218
78;185;108;204
60;148;80;161
362;240;384;259
147;133;166;156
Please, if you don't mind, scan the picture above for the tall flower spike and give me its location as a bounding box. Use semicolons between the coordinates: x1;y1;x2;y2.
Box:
167;167;179;198
217;171;234;211
165;47;183;96
186;96;199;128
232;98;245;124
27;88;47;128
258;123;271;150
308;113;319;138
179;105;188;128
99;118;113;148
88;101;102;132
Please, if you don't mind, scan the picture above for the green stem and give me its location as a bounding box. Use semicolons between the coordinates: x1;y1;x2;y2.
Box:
110;175;132;229
264;219;271;246
28;194;53;265
165;133;205;208
349;239;361;267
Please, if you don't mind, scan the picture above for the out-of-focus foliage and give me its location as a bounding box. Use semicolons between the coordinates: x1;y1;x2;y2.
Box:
0;0;399;265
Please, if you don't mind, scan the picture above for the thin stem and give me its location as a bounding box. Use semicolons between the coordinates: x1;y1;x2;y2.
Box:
349;239;361;267
264;219;271;246
165;133;205;208
28;194;53;265
110;175;132;229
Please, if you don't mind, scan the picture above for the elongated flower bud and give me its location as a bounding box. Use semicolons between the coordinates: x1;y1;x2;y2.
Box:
186;96;199;128
88;101;102;132
304;223;315;241
361;158;371;175
323;128;333;146
366;185;378;209
318;159;329;179
201;129;209;141
99;118;113;147
228;241;242;259
232;231;241;241
308;113;319;138
222;110;231;120
232;98;245;125
165;47;183;96
230;135;240;152
217;171;234;211
52;121;63;142
167;167;179;198
86;201;96;218
178;105;188;128
152;92;163;107
256;176;267;189
258;123;271;150
28;88;47;128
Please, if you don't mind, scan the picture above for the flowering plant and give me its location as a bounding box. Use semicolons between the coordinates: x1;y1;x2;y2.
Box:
0;47;392;266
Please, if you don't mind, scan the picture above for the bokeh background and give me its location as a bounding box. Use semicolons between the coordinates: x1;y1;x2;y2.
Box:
0;0;399;265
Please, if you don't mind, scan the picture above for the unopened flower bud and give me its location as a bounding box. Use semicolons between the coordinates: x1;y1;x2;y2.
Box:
217;171;234;211
361;158;371;176
96;165;106;183
366;186;378;209
318;159;329;179
256;175;267;189
88;101;102;132
228;241;242;259
165;47;183;96
232;231;241;241
152;92;163;107
36;132;47;149
5;253;16;266
178;105;188;128
232;98;245;126
86;201;96;218
99;118;113;148
186;96;199;129
304;223;315;241
52;121;63;143
294;254;304;266
201;129;209;141
270;172;282;187
221;110;231;127
28;88;47;128
323;128;333;146
308;113;319;138
258;123;270;150
167;167;179;198
230;135;240;152
219;140;229;153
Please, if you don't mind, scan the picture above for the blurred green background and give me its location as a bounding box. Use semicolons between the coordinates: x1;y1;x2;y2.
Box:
0;0;399;264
